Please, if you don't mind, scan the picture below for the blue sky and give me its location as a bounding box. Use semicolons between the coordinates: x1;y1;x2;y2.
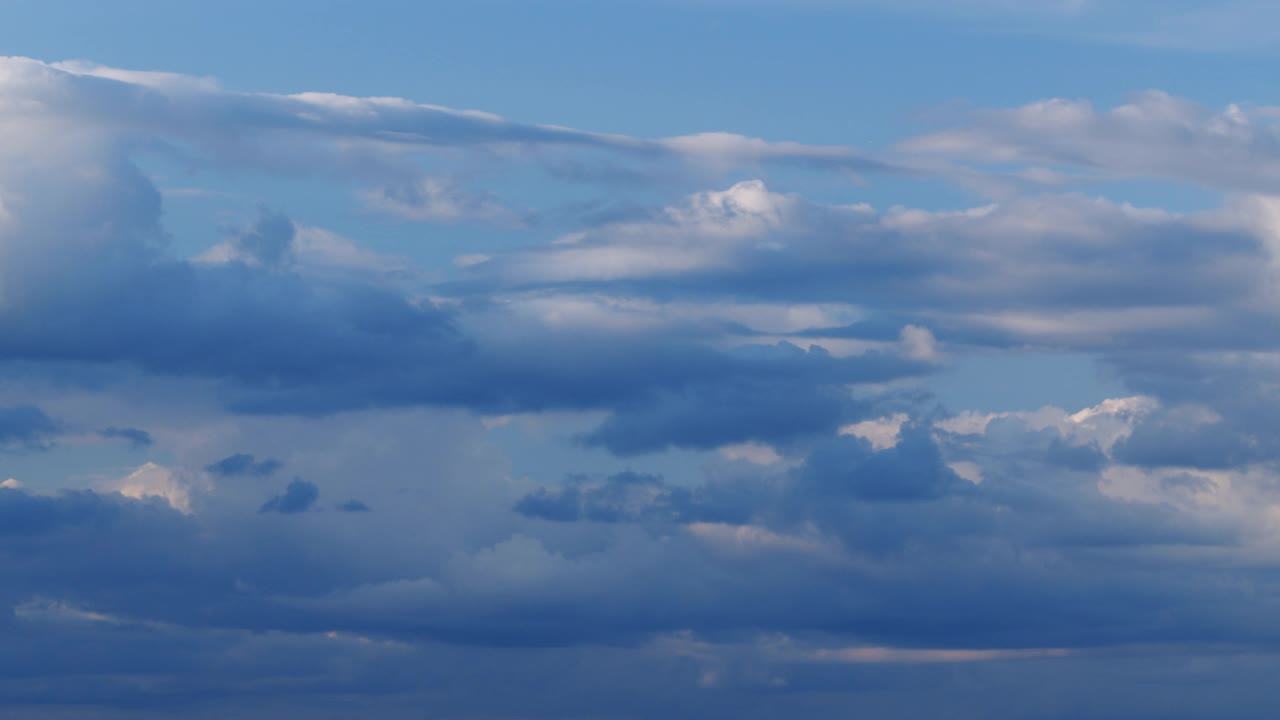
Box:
5;1;1280;718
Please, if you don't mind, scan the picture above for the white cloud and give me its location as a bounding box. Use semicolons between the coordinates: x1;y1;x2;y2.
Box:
898;324;940;361
103;462;209;514
937;395;1157;453
494;180;814;282
900;91;1280;193
839;414;908;449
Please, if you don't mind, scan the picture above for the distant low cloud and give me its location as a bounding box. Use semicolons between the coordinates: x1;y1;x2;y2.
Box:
516;471;721;524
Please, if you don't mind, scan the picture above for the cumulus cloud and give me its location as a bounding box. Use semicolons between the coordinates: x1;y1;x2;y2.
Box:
0;65;928;456
799;426;967;502
146;398;1267;649
10;49;1280;719
0;392;1274;716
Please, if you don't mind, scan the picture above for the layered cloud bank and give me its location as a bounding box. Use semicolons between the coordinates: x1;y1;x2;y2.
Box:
6;55;1280;718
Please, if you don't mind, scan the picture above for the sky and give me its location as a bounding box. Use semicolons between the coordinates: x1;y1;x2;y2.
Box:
5;1;1280;717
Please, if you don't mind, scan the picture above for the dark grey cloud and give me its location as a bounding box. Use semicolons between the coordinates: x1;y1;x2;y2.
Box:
98;426;154;449
337;499;371;513
0;247;926;453
259;480;320;514
515;471;737;524
798;426;966;502
1101;351;1280;475
0;405;61;452
205;454;283;478
7;625;1280;719
1112;406;1272;469
0;487;143;537
578;346;929;455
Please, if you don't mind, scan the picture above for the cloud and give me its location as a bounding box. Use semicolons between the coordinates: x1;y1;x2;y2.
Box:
471;182;1243;320
0;393;1271;718
798;426;967;502
468;180;1277;376
3;57;889;187
97;426;154;449
485;180;805;283
576;342;933;455
104;463;208;514
225;207;297;268
10;51;1280;717
205;453;283;478
515;471;734;524
199;218;416;283
259;479;320;514
1111;404;1272;469
0;70;924;456
0;406;60;452
0;487;149;538
899;92;1280;193
362;178;533;227
29;59;1266;480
